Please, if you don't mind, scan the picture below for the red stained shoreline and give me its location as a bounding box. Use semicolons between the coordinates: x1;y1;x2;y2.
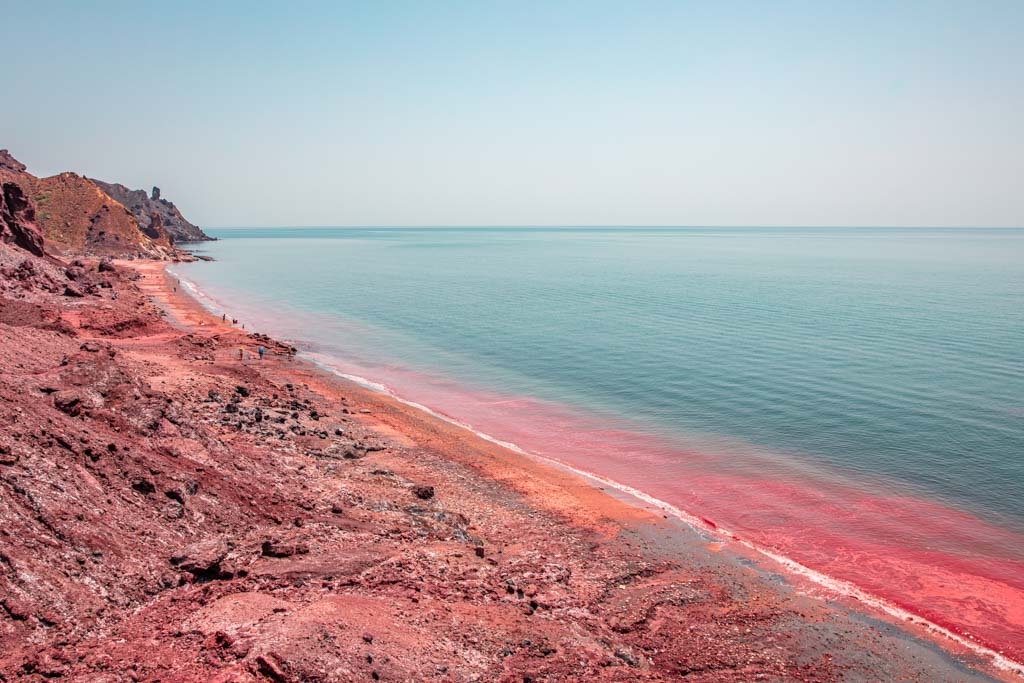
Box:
256;302;1024;670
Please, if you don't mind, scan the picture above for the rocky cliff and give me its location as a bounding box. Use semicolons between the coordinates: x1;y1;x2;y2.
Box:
90;179;211;243
0;151;45;257
0;181;45;257
0;149;181;259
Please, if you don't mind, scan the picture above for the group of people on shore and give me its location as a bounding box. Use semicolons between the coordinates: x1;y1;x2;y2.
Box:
238;345;265;361
213;311;264;362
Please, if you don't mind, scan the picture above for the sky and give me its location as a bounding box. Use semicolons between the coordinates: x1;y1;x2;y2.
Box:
2;1;1022;228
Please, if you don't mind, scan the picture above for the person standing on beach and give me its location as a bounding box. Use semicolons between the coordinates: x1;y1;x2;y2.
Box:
258;346;265;361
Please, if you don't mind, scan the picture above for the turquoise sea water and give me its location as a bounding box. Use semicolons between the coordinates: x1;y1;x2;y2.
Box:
173;227;1024;659
178;227;1024;526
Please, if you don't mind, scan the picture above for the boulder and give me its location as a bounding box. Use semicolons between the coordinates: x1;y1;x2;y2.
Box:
170;537;230;578
411;485;435;500
261;536;310;558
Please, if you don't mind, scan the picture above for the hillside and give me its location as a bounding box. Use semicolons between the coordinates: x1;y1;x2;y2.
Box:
31;172;175;258
0;149;182;259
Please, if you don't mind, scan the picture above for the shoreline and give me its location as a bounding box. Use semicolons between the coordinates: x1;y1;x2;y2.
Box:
2;236;1012;680
148;260;1022;680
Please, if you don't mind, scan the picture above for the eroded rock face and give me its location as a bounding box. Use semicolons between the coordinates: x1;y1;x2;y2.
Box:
142;211;171;243
0;181;45;256
91;178;210;243
0;149;28;174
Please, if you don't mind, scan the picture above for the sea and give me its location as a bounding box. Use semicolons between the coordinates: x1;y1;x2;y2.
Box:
171;226;1024;667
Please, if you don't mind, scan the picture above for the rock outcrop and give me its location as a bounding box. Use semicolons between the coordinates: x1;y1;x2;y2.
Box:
91;178;211;243
0;180;45;256
0;149;28;175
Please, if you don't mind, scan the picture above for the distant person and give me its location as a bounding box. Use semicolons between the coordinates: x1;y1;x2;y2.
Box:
238;346;244;361
258;346;265;361
222;313;226;322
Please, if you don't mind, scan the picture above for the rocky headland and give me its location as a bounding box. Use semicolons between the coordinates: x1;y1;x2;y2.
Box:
0;151;1013;682
0;150;207;259
89;180;211;244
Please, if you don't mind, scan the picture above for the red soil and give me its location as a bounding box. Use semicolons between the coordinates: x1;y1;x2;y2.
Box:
0;245;1010;681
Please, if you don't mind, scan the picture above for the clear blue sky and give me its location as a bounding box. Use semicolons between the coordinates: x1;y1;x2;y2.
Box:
3;1;1022;227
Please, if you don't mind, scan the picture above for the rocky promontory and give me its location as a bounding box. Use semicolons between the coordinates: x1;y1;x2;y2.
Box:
91;179;211;243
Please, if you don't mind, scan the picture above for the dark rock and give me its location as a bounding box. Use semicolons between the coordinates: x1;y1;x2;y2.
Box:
614;647;639;667
411;485;435;500
140;211;168;242
261;536;310;558
131;478;156;495
63;284;85;298
235;385;250;397
53;390;85;416
169;538;229;578
0;445;18;466
254;653;288;682
0;178;45;256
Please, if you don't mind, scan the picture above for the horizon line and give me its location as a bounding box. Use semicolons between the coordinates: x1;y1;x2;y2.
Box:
201;224;1024;230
